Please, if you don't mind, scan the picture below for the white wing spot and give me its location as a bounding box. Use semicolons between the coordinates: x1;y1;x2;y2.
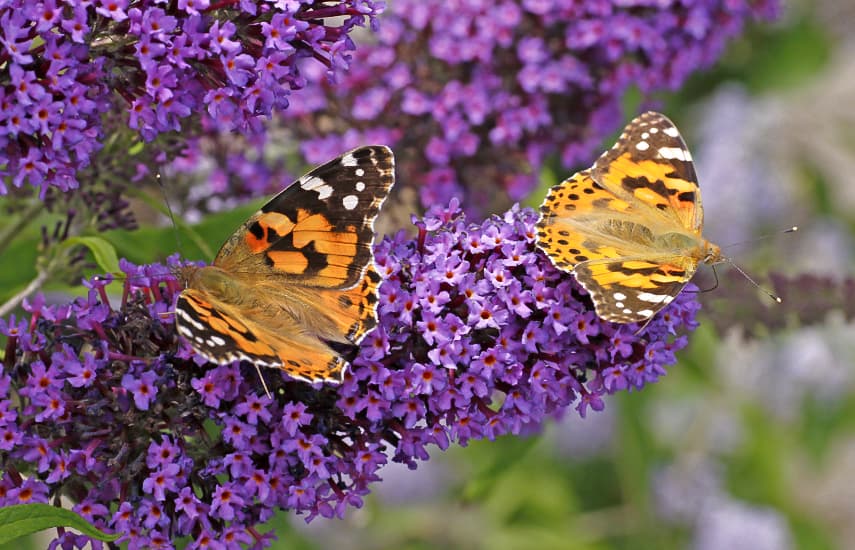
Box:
637;309;655;318
342;194;359;210
209;334;226;346
641;132;649;139
316;184;333;200
176;308;205;331
613;292;627;301
341;153;358;167
663;126;679;138
299;175;325;190
635;141;650;151
637;292;670;304
622;308;633;314
615;301;624;309
657;146;691;161
355;168;365;177
649;127;659;134
355;181;365;192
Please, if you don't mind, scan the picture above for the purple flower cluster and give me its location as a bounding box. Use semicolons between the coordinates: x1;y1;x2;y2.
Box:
283;0;779;214
0;203;699;547
0;0;384;195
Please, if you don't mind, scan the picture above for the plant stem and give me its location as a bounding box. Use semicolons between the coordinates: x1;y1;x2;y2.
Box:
0;270;49;319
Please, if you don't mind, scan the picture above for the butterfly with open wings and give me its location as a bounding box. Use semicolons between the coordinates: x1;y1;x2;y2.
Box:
536;112;723;323
174;146;395;383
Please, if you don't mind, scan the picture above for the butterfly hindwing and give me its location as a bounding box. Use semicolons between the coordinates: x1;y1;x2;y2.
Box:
176;289;280;367
314;265;383;344
537;170;647;270
573;260;694;323
176;289;347;382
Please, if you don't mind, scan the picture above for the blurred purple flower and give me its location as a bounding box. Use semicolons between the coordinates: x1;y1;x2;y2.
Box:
282;0;779;216
0;204;699;546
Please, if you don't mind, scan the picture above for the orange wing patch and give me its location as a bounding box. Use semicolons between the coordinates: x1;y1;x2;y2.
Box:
591;111;702;231
267;333;345;383
244;211;296;253
594;154;699;229
315;266;382;343
537;170;642;270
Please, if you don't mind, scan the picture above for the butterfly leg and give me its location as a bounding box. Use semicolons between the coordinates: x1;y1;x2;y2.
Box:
254;364;272;398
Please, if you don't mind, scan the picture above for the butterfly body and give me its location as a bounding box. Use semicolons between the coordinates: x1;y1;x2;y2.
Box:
537;112;723;323
175;146;394;383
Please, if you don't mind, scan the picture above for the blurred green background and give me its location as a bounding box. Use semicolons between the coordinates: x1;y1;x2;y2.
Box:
12;0;855;548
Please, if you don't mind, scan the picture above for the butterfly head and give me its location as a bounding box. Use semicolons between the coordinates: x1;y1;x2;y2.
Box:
172;264;201;288
702;240;724;265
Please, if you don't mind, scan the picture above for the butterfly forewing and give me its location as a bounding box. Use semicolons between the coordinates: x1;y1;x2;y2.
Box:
592;111;702;232
215;145;395;289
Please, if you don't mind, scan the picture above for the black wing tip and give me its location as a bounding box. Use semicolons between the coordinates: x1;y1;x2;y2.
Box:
344;145;395;165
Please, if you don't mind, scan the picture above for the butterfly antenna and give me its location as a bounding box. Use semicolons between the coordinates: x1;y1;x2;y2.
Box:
722;226;798;249
724;258;782;303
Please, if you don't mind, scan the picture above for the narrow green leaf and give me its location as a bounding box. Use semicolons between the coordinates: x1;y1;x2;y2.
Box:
0;503;121;545
64;236;121;274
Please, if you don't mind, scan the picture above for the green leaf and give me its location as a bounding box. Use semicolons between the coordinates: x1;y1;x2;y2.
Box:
64;236;121;274
0;503;121;545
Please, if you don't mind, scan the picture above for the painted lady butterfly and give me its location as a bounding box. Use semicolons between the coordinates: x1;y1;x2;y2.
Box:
174;146;395;382
536;112;721;323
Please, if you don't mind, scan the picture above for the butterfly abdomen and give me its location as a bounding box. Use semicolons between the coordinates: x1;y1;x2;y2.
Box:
599;219;655;244
190;266;246;303
652;232;704;254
